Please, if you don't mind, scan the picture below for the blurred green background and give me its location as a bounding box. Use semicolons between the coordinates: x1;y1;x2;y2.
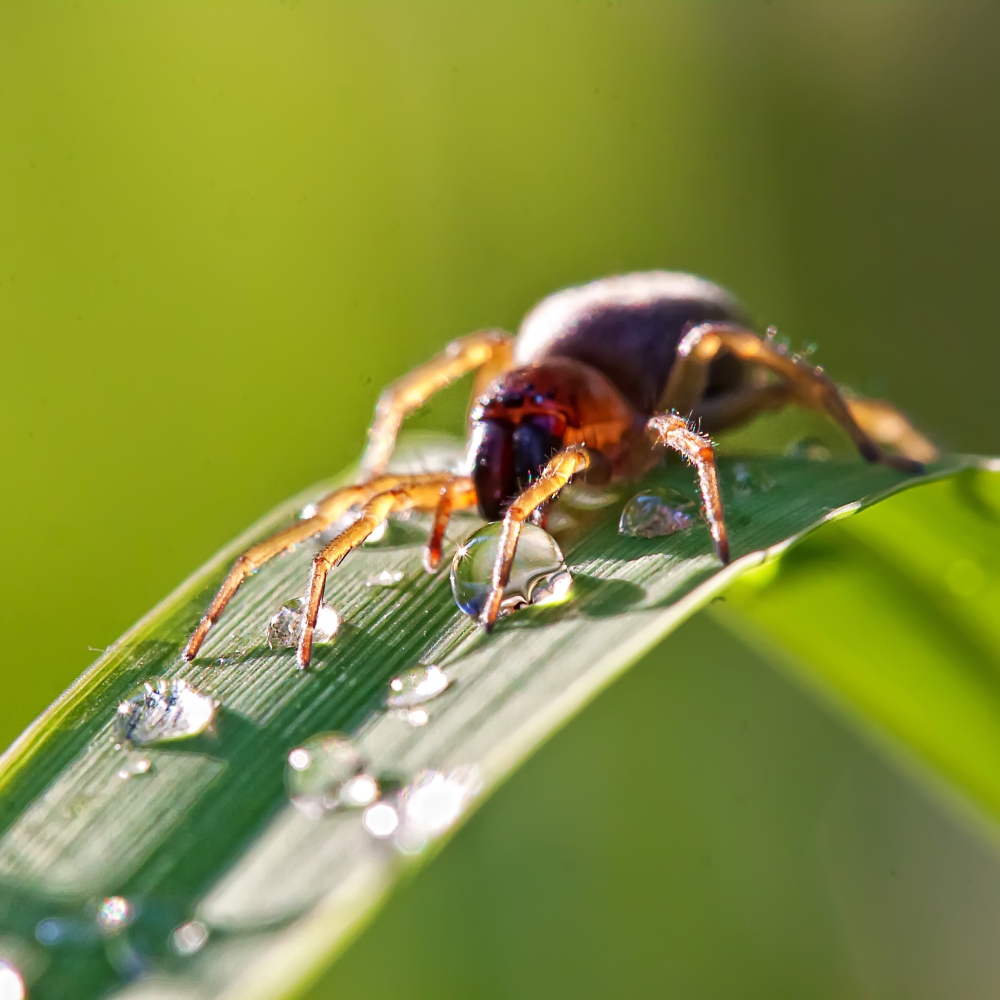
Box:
2;2;1000;996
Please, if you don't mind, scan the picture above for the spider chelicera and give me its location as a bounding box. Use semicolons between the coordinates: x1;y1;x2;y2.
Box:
184;271;937;668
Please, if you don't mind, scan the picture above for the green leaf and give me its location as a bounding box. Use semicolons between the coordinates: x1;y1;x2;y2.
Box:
720;462;1000;830
0;437;970;999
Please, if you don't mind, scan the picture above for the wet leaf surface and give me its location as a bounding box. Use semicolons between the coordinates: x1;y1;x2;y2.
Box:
0;438;970;999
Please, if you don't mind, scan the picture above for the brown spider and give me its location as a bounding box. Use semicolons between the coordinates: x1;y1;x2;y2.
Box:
184;272;937;668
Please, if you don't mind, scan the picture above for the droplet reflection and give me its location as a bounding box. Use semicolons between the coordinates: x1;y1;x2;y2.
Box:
266;598;340;649
97;896;133;934
285;734;374;818
387;665;451;709
451;523;572;619
618;487;696;538
733;463;776;497
114;680;215;746
170;920;209;956
366;569;405;587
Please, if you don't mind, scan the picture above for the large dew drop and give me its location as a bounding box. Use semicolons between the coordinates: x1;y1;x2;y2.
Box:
266;598;340;649
450;522;572;619
285;734;376;818
618;487;696;538
114;680;215;746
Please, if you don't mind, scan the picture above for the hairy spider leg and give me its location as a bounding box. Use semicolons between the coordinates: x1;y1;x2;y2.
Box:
480;446;591;629
299;476;467;667
424;477;479;572
844;396;939;464
360;330;514;477
645;413;730;566
182;472;453;661
661;323;924;474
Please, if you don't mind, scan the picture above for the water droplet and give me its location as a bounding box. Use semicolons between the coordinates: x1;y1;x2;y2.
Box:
362;802;400;838
0;961;25;1000
946;558;985;598
117;755;152;780
450;522;572;618
285;734;372;817
395;767;481;852
733;463;776;497
266;599;340;649
300;502;318;520
618;487;696;538
401;708;430;727
170;920;209;956
785;438;832;461
387;665;451;708
365;569;405;587
97;896;133;934
114;680;215;746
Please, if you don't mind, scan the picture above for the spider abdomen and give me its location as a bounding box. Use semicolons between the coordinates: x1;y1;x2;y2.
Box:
514;271;749;416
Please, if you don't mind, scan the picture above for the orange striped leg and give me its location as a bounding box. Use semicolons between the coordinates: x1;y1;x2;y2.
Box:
646;413;729;566
361;331;513;476
298;476;466;668
182;472;452;661
661;323;924;474
480;446;591;630
424;477;478;572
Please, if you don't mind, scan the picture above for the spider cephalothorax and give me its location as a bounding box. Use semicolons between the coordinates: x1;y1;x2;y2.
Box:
184;271;937;667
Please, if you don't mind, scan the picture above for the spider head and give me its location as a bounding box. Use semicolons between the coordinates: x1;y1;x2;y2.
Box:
469;369;569;521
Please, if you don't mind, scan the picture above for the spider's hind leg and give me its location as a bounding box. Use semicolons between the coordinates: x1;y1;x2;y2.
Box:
661;324;927;474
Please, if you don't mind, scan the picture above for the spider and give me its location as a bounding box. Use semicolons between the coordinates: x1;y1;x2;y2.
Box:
183;271;937;669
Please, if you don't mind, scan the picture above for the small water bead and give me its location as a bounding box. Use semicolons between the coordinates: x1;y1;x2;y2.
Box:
733;463;776;497
365;569;405;587
114;680;215;746
266;599;340;649
285;734;373;817
0;962;24;1000
451;522;572;619
170;920;209;957
362;802;400;838
785;437;832;461
401;708;430;727
117;755;152;781
618;487;696;538
97;896;133;935
387;665;451;709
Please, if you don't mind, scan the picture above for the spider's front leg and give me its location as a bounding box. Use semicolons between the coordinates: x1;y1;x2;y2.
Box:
646;413;729;565
183;472;461;662
298;475;476;668
479;446;591;630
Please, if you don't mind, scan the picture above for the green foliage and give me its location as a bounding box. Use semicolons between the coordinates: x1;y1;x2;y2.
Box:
723;465;1000;828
